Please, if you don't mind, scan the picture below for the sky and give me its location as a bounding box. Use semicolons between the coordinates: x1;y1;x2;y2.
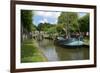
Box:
33;11;87;26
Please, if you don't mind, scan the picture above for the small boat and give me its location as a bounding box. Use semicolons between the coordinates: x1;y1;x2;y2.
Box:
55;36;84;48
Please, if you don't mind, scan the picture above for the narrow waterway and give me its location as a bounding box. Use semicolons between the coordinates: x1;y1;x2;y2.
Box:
37;39;89;61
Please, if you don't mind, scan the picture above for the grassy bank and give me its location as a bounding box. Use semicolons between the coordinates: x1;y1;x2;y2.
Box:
21;39;47;63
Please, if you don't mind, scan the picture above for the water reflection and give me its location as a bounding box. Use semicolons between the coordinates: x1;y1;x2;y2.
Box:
37;39;89;61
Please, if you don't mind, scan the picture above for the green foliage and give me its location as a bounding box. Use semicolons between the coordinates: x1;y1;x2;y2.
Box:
56;24;63;32
21;10;33;32
37;23;54;31
78;13;89;32
58;12;78;25
58;12;78;35
31;24;37;31
56;24;65;35
46;26;56;34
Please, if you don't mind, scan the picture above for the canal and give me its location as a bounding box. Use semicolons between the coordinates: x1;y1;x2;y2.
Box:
37;39;89;61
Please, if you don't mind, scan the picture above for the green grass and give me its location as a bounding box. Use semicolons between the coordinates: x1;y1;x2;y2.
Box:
21;39;47;63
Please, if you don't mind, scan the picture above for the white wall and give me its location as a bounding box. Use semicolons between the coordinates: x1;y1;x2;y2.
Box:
0;0;100;73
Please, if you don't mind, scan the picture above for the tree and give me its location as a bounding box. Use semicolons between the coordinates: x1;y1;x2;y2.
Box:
46;25;56;34
21;10;33;32
31;24;37;31
37;23;53;31
56;24;65;36
21;10;33;41
78;14;89;32
58;12;78;37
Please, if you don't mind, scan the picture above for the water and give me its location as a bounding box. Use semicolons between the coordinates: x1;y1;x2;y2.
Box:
37;39;89;61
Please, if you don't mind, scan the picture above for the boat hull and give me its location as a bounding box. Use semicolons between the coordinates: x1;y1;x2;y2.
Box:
54;38;89;48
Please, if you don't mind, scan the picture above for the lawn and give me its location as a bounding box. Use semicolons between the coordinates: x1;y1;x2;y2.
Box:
21;39;47;63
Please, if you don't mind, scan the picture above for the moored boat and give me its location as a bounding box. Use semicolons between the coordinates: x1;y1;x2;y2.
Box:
54;37;85;48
